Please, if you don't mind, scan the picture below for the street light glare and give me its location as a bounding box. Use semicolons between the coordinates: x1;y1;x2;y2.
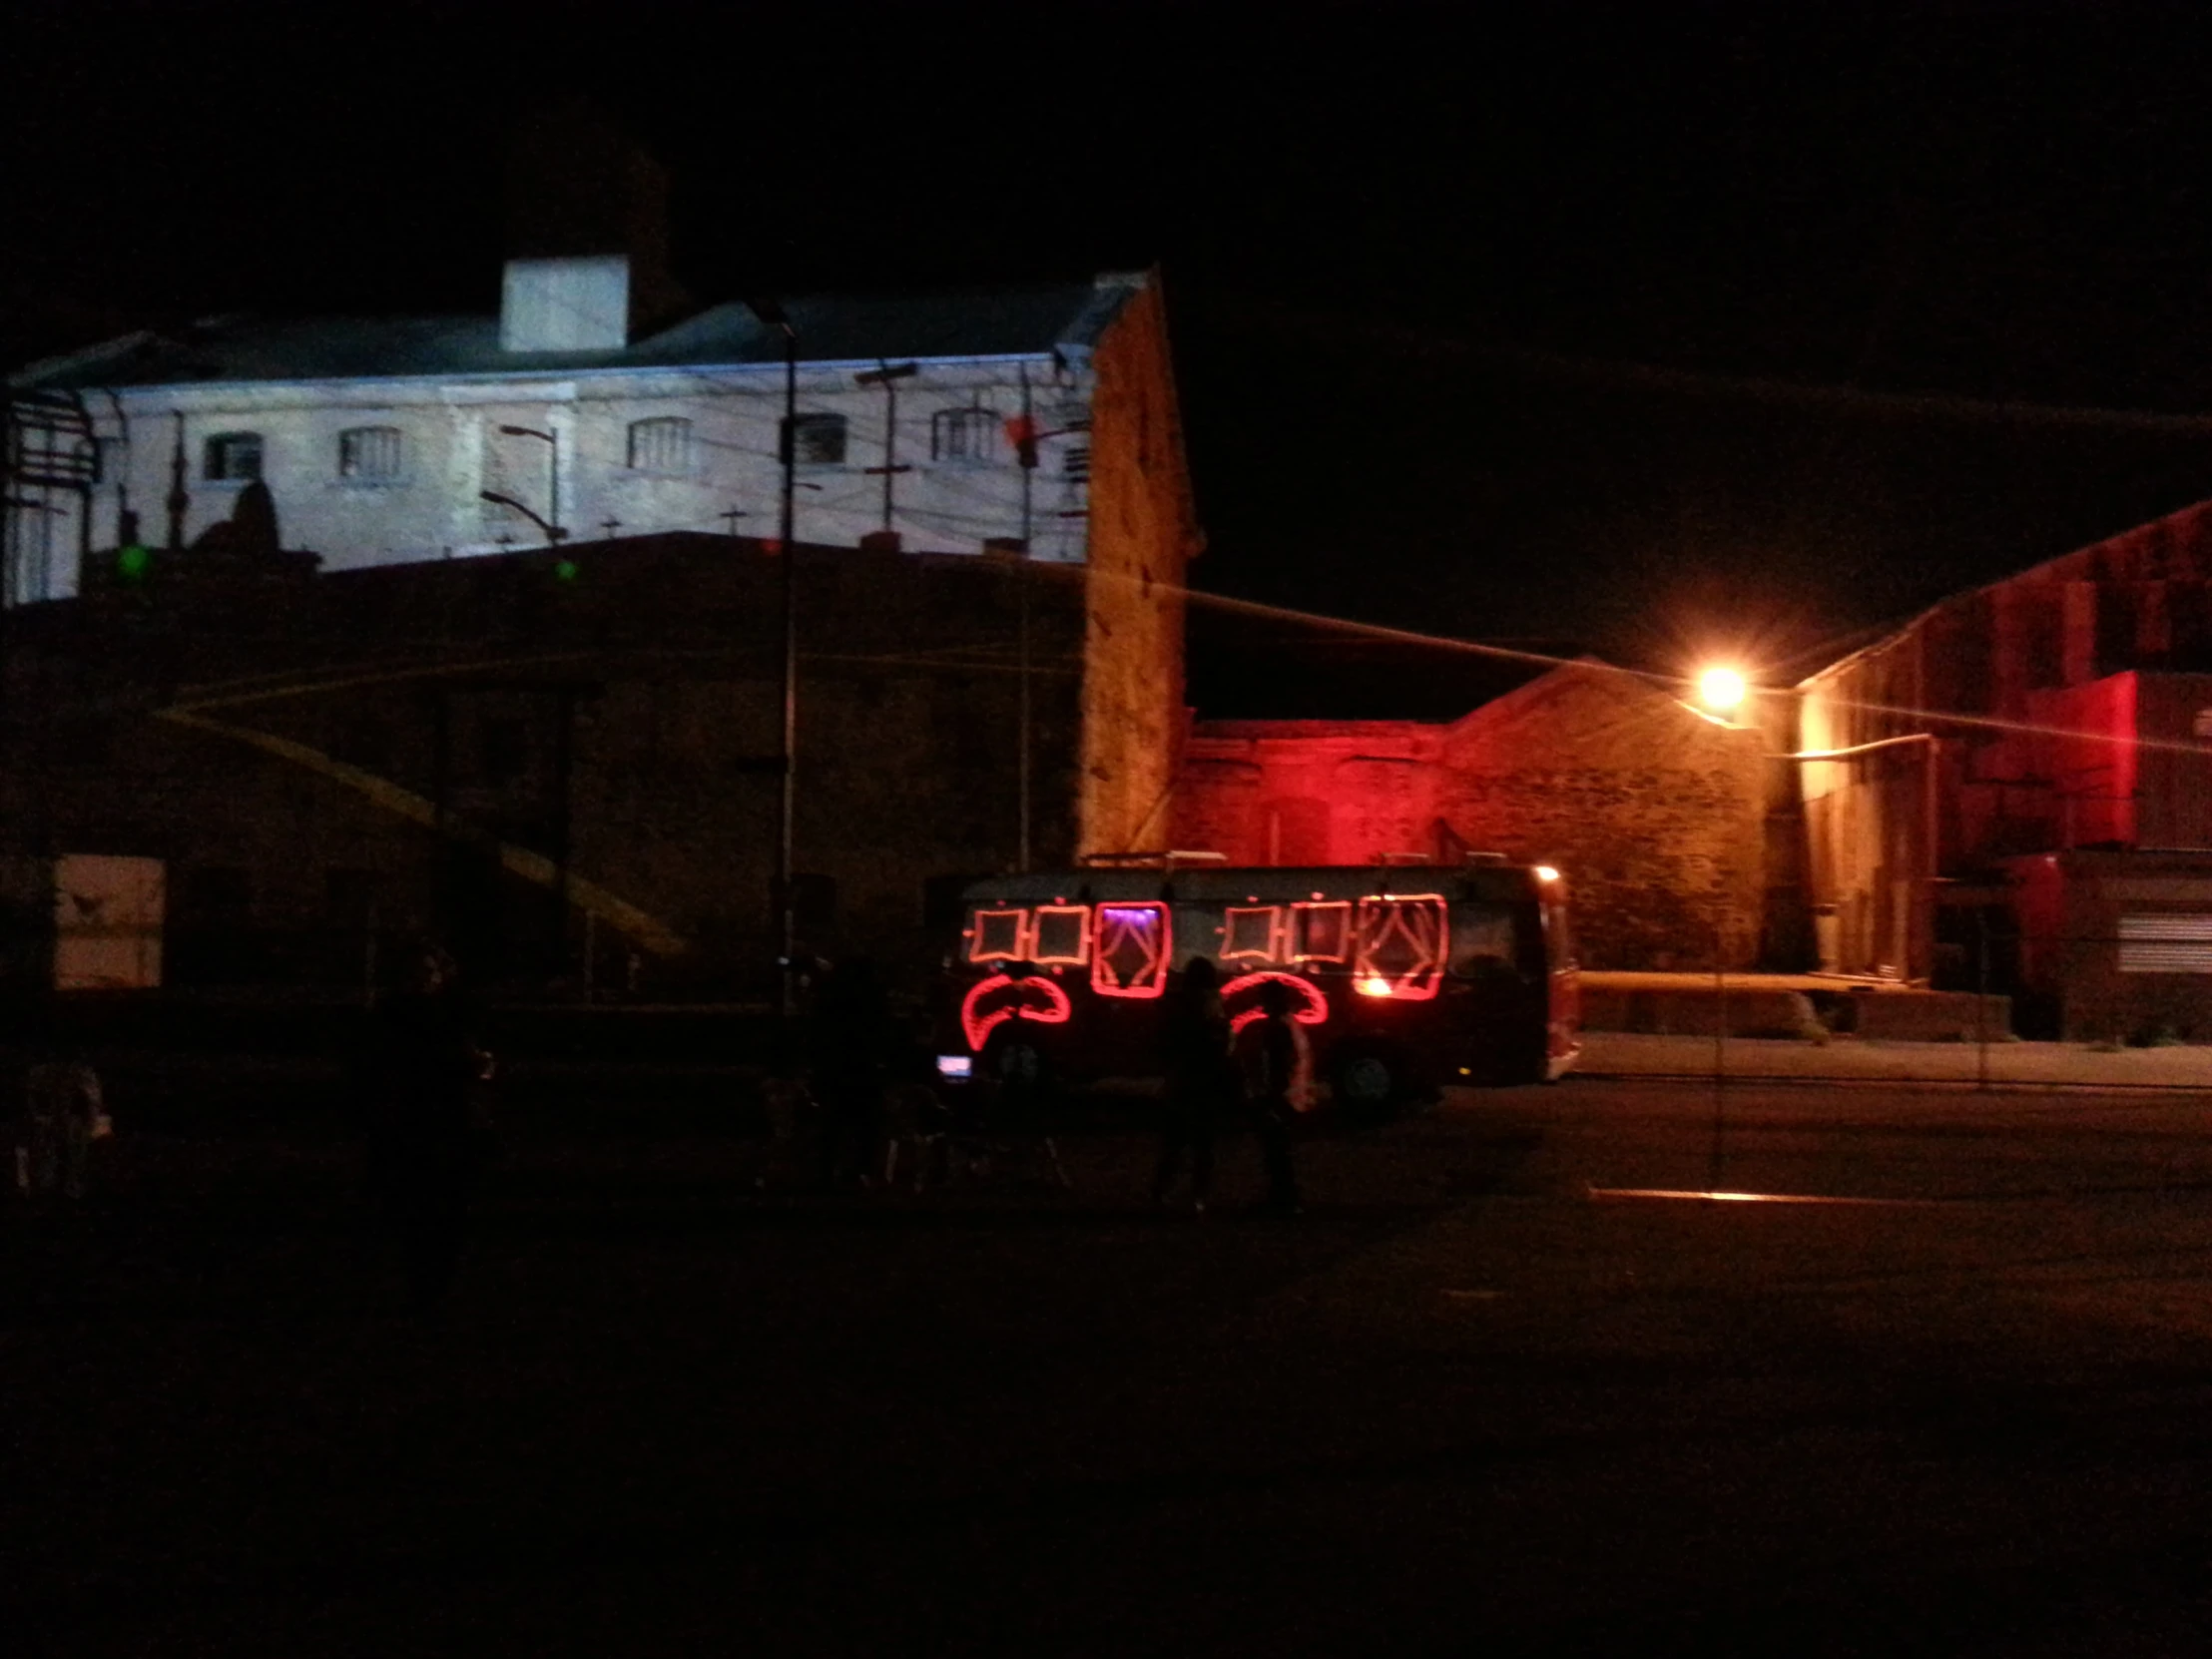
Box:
1698;667;1747;712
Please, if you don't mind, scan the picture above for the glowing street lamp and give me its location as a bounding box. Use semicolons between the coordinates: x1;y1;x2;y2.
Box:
1696;666;1747;715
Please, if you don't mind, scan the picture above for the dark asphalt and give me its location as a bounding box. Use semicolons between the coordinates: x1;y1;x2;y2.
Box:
10;1076;2212;1656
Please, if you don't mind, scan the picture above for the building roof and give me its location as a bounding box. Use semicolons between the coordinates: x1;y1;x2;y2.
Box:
13;277;1145;391
1796;493;2212;690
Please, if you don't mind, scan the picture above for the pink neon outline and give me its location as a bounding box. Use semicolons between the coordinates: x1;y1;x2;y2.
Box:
969;907;1028;963
1289;899;1352;963
1222;905;1283;962
1221;970;1330;1034
1354;894;1448;1000
1092;902;1171;999
1029;904;1091;965
960;971;1073;1052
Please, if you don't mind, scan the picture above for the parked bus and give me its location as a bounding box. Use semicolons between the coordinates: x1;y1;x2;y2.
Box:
934;857;1578;1106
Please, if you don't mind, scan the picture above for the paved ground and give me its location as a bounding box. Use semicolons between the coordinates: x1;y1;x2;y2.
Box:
12;1075;2212;1655
1585;1028;2212;1088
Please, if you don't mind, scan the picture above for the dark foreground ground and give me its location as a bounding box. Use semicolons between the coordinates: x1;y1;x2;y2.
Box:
11;1074;2212;1656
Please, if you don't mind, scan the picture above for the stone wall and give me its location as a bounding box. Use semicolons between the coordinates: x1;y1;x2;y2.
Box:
1174;664;1774;970
1077;277;1203;855
0;534;1086;996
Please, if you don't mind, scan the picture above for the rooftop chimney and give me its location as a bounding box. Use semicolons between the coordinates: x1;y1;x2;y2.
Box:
500;100;689;352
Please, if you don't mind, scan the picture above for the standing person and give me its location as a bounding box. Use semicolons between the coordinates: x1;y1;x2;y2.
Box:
1236;977;1312;1216
23;1033;106;1203
807;955;895;1190
365;943;492;1308
1153;956;1232;1215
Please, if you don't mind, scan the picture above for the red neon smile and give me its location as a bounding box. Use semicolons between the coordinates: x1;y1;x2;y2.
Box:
959;972;1073;1052
1221;970;1331;1034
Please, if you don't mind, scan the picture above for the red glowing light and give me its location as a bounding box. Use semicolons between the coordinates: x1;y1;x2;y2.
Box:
959;971;1073;1051
1221;970;1330;1034
1092;902;1171;998
1354;894;1448;999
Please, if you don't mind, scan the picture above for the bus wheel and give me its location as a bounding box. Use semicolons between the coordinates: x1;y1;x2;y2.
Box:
1332;1050;1397;1112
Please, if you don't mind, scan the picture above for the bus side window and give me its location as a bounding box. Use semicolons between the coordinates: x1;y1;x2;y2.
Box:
1291;900;1351;962
970;907;1028;962
1094;902;1171;997
1356;894;1448;996
1223;905;1282;962
1451;904;1518;974
1031;905;1090;964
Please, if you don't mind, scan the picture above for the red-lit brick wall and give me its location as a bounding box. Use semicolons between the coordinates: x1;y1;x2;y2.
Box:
1174;663;1774;969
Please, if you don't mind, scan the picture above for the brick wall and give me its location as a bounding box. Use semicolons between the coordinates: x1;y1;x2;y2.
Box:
1174;663;1773;969
1077;277;1203;856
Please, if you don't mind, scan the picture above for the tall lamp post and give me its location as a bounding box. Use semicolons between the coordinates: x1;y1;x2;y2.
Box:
749;297;802;1034
495;424;564;545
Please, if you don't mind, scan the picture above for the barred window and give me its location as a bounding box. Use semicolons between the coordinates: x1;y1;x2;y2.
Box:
203;431;263;482
627;416;694;474
931;406;998;463
337;425;403;481
783;412;847;467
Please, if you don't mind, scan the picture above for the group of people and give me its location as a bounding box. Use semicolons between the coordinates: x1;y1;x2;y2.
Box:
18;940;1316;1314
1153;956;1310;1217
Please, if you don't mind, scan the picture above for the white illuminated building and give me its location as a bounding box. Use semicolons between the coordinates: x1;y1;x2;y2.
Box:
5;258;1149;599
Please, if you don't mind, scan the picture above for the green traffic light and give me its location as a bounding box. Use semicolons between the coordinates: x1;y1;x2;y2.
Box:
116;545;151;581
554;558;579;583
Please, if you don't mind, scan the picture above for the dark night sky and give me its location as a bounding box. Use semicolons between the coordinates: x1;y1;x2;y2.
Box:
13;0;2212;713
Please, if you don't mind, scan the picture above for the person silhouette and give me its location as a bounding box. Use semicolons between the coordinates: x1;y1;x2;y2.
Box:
1235;976;1310;1216
364;944;492;1307
1153;956;1234;1215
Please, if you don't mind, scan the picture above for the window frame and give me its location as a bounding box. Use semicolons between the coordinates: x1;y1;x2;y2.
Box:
625;415;696;476
336;424;405;485
930;405;999;466
968;907;1029;964
203;431;264;484
1353;893;1449;1000
1092;901;1172;999
1290;900;1353;963
784;412;848;469
1222;905;1285;963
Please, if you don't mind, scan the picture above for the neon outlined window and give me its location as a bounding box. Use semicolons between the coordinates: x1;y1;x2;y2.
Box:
1355;894;1449;999
1291;900;1352;963
1223;905;1283;962
969;908;1027;963
1092;902;1171;998
1031;905;1091;965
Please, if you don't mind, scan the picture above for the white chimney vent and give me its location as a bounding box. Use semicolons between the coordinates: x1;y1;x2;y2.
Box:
501;255;631;352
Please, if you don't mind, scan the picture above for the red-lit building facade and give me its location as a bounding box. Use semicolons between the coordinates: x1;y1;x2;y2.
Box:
1800;498;2212;1036
1172;660;1788;972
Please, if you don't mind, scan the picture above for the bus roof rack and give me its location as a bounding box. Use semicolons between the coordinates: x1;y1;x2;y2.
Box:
1077;849;1229;868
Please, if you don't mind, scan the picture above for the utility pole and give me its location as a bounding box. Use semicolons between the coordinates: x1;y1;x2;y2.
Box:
1016;364;1036;871
855;360;916;537
496;424;564;545
749;295;803;1038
